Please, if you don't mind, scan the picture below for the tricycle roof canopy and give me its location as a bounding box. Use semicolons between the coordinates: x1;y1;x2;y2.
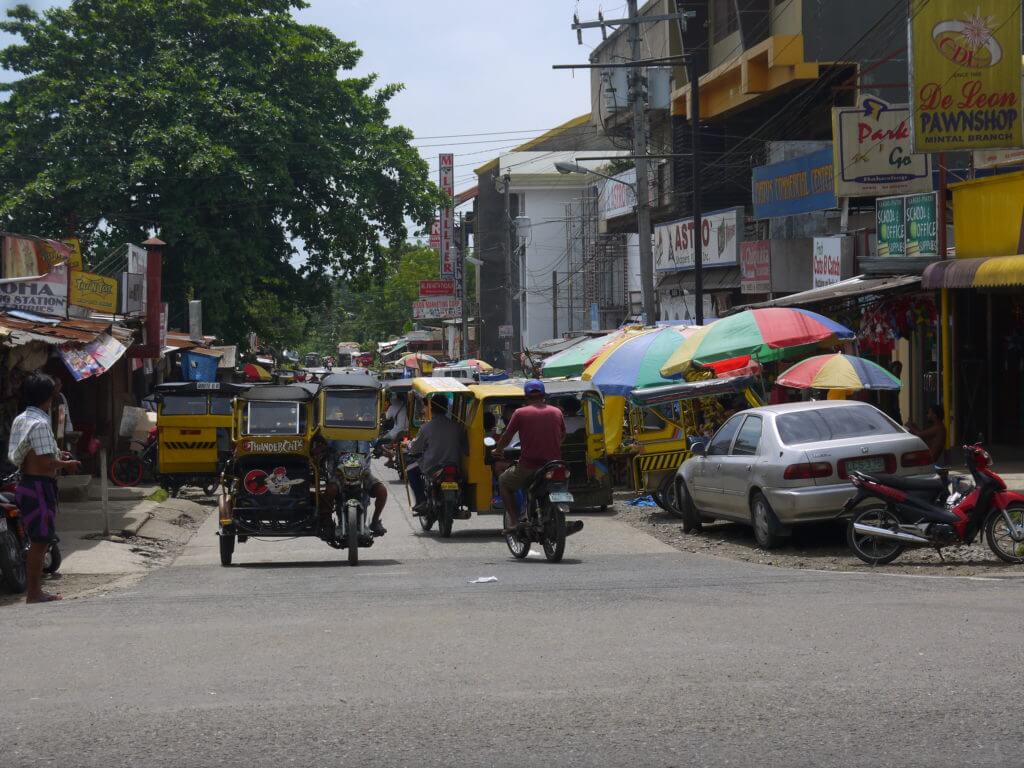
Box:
630;375;758;407
320;371;381;390
239;383;319;402
154;382;250;398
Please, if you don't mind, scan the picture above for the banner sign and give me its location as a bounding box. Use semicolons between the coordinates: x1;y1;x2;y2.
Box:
876;196;906;257
412;298;461;320
597;168;638;220
812;237;845;288
876;192;938;258
653;207;743;273
419;279;454;297
751;148;836;219
438;154;454;277
739;240;771;294
909;0;1023;152
59;333;127;381
974;147;1024;168
832;97;932;197
70;270;118;313
0;263;67;316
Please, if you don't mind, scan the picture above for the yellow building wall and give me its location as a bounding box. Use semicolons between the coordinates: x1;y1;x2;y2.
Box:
951;171;1024;258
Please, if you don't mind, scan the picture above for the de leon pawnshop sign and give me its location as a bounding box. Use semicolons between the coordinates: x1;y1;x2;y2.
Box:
909;0;1023;152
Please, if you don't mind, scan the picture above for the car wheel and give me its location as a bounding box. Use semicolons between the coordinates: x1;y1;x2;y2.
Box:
676;478;702;534
751;492;786;549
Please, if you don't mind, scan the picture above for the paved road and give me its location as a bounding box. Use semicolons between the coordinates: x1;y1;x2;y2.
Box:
3;464;1022;767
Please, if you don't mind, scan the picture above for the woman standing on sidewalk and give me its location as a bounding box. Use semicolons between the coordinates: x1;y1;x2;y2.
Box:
7;373;80;604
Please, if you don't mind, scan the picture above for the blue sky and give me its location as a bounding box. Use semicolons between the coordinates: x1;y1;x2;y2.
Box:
1;1;617;195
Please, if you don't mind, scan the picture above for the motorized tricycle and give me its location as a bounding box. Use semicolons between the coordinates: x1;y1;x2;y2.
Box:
317;371;386;565
146;382;248;496
218;382;321;565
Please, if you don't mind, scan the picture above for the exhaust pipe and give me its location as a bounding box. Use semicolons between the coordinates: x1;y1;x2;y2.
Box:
852;522;930;546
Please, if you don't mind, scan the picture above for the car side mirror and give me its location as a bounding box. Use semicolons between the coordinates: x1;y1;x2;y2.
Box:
687;436;707;455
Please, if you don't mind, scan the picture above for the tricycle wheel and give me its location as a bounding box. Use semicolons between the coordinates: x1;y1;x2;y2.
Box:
203;482;217;497
347;506;359;566
219;533;234;566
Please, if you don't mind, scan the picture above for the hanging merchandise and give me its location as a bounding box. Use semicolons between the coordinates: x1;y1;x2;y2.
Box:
857;295;937;355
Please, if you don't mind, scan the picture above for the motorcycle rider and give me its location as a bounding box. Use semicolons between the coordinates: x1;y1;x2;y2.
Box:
406;394;465;512
493;379;565;534
318;437;388;537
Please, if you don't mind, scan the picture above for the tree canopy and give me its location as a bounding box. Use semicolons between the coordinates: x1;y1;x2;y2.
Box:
0;0;442;343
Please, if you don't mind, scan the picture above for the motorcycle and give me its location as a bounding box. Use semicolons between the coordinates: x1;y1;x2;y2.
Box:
0;472;61;593
109;429;158;488
844;444;1024;565
327;453;381;566
493;444;583;563
417;462;469;538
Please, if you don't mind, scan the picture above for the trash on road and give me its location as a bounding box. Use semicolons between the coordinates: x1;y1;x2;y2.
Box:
468;576;498;584
628;495;658;507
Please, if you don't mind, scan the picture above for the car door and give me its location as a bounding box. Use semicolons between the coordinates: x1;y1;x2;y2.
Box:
716;415;763;519
689;415;742;512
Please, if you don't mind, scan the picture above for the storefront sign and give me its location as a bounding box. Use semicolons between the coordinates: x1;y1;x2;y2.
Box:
974;147;1024;168
0;264;67;316
812;237;845;288
653;207;742;273
419;279;454;297
876;196;906;257
739;240;771;294
598;168;638;220
429;219;441;249
412;297;460;320
832;97;931;196
70;271;118;313
876;192;938;258
438;154;454;278
751;148;836;219
909;0;1023;152
42;237;82;271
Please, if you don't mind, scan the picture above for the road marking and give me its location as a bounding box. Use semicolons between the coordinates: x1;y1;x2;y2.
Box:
353;571;410;576
803;568;1006;583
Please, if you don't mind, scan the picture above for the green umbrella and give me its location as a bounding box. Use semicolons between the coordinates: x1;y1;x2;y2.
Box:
540;330;630;378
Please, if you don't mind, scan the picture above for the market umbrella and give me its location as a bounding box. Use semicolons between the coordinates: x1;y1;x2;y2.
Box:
454;358;494;371
540;329;633;378
398;352;438;369
776;353;900;391
243;363;271;382
660;308;855;376
581;326;700;395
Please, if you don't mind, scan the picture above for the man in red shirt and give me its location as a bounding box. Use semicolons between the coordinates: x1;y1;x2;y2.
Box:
493;379;565;533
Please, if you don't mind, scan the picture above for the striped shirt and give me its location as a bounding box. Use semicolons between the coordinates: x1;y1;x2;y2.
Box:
8;406;59;468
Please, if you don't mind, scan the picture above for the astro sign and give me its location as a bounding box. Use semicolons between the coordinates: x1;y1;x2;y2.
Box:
909;1;1023;152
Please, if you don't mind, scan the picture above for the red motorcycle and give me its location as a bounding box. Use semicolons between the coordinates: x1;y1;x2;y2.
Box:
844;444;1024;565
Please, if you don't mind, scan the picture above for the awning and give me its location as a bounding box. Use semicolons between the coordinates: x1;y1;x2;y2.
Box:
734;274;921;311
658;267;742;292
922;255;1024;289
0;313;112;346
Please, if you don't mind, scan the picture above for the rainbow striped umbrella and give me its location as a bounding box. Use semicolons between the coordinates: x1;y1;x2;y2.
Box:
661;308;855;376
541;329;633;378
777;354;900;391
582;326;700;395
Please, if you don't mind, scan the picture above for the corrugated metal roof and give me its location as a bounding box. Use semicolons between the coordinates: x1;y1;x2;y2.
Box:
0;313;113;346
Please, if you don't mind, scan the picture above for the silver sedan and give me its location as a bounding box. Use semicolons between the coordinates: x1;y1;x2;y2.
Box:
674;401;935;548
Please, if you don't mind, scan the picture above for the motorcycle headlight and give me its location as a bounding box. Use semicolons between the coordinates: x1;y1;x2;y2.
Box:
338;457;363;482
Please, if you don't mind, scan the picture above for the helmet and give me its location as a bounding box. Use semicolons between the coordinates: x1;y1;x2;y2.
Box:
524;379;545;396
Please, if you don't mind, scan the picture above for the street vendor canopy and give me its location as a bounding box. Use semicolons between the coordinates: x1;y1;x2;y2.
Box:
922;255;1024;289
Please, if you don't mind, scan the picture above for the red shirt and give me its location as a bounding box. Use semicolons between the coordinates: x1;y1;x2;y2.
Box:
506;403;565;470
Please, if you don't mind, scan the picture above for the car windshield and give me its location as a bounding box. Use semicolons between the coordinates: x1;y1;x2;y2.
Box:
776;405;901;445
246;401;301;435
324;391;377;428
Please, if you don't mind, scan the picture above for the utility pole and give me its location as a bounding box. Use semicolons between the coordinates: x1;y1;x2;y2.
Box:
502;173;514;372
688;56;704;325
627;0;656;325
552;270;558;338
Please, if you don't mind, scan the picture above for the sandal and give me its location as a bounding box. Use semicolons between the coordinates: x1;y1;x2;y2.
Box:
26;593;62;604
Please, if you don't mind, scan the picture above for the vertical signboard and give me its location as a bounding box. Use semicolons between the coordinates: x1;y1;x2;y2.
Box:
739;240;771;294
876;192;938;258
876;196;907;257
909;0;1023;152
438;153;454;277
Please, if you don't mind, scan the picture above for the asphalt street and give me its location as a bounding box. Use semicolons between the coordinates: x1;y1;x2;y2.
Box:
2;464;1023;768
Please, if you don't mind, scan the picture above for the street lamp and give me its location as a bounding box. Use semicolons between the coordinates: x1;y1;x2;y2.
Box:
555;160;655;325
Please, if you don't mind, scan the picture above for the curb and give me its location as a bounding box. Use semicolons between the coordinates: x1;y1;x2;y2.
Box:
121;511;155;538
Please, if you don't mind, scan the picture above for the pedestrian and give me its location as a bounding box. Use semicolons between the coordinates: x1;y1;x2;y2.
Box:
907;404;947;464
7;373;80;604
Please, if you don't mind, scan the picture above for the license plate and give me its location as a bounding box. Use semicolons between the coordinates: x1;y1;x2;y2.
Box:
845;457;885;475
441;482;460;490
549;491;574;503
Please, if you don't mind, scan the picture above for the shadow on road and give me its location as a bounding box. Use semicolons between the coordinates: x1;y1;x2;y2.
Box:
234;558;403;569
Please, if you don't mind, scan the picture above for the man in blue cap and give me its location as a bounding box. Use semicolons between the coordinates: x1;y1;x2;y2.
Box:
493;379;565;533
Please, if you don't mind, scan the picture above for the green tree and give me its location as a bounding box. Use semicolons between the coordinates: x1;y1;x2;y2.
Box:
0;0;442;342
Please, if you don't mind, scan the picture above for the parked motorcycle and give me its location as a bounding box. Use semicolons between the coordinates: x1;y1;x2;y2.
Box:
109;429;158;488
0;472;61;593
495;444;583;563
844;444;1024;565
